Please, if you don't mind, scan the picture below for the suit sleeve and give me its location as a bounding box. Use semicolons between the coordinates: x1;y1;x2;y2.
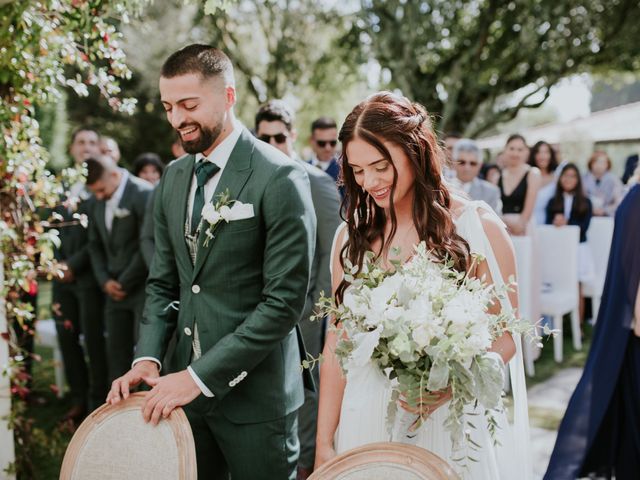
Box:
88;204;111;288
488;187;502;215
308;173;341;317
135;174;179;361
190;164;316;400
117;187;152;292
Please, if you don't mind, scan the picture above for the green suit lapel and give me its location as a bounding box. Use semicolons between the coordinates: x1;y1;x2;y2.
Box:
110;176;133;240
94;200;109;247
192;129;254;279
174;155;197;270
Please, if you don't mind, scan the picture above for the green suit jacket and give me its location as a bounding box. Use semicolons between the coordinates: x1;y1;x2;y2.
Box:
88;174;153;295
136;129;316;424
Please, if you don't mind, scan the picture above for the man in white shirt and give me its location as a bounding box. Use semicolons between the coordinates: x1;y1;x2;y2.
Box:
453;138;502;214
86;157;153;380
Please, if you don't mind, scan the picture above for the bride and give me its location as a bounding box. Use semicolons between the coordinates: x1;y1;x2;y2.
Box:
314;92;532;479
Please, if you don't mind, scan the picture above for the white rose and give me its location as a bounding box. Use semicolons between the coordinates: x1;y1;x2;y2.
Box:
201;203;221;224
405;296;433;327
219;205;232;222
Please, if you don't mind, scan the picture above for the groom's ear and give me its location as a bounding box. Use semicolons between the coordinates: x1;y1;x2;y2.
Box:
225;85;236;110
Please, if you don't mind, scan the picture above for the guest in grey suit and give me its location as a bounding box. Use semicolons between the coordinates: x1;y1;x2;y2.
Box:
255;100;341;479
453;138;502;214
85;157;153;380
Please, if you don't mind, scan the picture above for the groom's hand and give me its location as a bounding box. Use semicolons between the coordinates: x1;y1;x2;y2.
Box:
106;360;159;405
142;370;201;425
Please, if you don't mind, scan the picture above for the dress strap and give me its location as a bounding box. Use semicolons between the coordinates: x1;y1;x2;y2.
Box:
455;201;533;479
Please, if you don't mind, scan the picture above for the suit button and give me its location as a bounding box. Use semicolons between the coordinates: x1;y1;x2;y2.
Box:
191;285;200;294
241;371;247;378
184;327;192;336
229;380;236;387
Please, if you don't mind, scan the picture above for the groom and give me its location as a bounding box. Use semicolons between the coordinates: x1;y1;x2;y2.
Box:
107;44;316;480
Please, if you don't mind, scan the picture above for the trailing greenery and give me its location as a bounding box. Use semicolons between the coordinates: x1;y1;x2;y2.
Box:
0;1;149;476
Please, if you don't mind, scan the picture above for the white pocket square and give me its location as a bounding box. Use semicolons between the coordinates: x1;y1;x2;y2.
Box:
228;201;254;221
113;207;131;219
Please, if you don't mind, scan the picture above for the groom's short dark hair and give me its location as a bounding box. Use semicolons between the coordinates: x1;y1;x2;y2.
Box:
161;44;235;86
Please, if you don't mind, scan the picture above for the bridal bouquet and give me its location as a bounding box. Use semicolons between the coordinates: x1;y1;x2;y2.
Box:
314;242;534;456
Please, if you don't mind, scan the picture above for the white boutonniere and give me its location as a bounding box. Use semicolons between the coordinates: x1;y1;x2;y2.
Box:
113;207;131;219
201;189;254;247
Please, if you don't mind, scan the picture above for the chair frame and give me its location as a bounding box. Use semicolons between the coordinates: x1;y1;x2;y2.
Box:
309;442;460;480
536;225;581;363
60;392;197;480
582;216;615;323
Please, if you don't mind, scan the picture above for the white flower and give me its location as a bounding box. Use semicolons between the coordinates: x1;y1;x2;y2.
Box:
412;321;444;350
201;203;221;225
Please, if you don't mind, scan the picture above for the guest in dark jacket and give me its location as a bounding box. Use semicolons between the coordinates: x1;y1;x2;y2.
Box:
546;163;595;322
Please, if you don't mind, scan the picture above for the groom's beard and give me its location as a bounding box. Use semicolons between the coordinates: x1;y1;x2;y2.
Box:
178;121;223;155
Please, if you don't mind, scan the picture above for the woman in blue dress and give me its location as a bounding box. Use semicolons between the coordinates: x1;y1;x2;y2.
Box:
544;184;640;480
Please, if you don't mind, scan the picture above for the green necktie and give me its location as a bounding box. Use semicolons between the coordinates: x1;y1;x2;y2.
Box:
191;160;220;234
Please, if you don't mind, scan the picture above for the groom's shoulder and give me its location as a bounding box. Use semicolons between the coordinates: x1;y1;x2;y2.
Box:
163;154;193;176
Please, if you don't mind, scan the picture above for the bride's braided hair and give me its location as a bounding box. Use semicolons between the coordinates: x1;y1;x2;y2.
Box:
335;91;470;304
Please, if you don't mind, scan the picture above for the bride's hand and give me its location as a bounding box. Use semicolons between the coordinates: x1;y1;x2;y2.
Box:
314;441;336;470
399;388;452;424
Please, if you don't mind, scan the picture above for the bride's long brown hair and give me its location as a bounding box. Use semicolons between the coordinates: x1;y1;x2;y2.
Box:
335;92;470;304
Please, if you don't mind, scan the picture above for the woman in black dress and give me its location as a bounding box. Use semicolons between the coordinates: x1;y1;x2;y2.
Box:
498;134;541;235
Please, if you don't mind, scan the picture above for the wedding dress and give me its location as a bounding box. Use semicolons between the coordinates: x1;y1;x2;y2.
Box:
333;201;533;479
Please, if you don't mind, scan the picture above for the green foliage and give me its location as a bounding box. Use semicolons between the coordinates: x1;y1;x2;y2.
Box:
358;0;640;136
196;0;367;142
0;0;148;476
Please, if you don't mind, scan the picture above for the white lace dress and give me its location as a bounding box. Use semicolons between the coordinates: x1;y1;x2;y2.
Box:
333;202;533;479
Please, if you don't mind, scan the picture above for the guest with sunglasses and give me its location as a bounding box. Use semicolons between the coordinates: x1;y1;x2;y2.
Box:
255;100;341;480
309;117;341;186
453;138;502;213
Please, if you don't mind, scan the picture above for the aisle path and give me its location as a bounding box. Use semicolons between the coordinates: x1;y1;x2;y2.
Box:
527;368;582;479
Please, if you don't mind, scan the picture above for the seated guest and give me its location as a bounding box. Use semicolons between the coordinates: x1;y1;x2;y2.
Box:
483;163;501;186
529;140;561;224
452;138;502;213
132;152;164;186
546;163;595;322
498;134;541;235
583;150;624;216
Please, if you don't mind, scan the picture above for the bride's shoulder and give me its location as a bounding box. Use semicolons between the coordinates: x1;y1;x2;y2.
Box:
452;196;511;251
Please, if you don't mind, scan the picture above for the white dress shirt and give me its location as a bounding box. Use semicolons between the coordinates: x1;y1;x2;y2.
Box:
563;193;574;220
105;169;129;232
310;155;332;172
134;120;243;398
187;120;243;229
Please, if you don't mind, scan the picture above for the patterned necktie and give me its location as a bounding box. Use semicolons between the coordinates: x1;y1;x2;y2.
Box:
191;160;220;234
